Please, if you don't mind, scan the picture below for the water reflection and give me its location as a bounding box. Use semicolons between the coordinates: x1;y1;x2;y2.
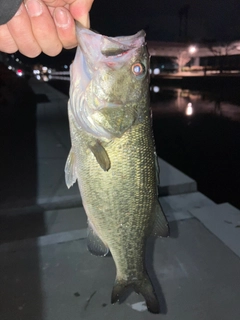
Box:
151;86;240;210
185;102;193;116
151;87;240;123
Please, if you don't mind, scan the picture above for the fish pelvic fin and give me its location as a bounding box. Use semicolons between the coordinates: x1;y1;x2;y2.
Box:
111;274;160;314
89;140;111;171
65;148;77;189
87;219;110;256
151;200;169;238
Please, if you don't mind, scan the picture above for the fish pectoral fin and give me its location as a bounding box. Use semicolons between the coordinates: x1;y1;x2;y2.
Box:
64;148;77;189
89;141;111;171
111;274;160;314
151;201;169;237
87;220;110;256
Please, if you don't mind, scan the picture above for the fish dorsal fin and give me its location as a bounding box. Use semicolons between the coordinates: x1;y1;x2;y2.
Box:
151;201;169;238
89;140;111;171
87;220;109;256
64;148;77;189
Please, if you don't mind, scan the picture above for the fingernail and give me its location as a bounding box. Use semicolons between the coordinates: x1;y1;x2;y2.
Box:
25;0;43;17
54;8;70;29
14;4;23;16
78;14;90;29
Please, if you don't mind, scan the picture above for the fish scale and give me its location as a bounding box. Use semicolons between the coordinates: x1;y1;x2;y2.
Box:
65;24;169;313
70;111;153;272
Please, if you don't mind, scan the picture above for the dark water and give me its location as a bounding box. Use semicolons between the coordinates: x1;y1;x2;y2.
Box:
151;85;240;210
48;79;240;210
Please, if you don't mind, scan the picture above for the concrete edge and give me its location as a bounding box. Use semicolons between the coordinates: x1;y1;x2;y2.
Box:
29;77;69;101
0;229;87;253
0;157;197;216
158;181;197;196
1;202;239;258
0;197;83;217
189;202;240;259
158;158;198;195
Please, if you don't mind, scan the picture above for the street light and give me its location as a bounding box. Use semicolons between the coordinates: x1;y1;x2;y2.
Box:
178;45;197;73
188;45;197;54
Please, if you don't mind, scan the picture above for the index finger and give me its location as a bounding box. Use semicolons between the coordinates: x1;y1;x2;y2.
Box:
25;0;62;56
42;0;93;27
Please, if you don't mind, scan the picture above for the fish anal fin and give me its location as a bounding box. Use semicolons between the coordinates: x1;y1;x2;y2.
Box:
151;201;169;238
65;148;77;189
111;274;160;314
89;140;111;171
87;220;110;256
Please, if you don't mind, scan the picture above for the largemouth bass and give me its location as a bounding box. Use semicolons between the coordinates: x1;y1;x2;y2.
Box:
65;24;169;314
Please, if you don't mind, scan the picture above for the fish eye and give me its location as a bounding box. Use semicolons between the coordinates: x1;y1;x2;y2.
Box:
131;63;145;76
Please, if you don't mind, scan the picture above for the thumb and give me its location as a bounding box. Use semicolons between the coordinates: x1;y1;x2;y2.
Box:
78;13;90;28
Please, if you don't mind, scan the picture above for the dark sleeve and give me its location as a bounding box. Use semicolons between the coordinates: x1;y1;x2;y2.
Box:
0;0;23;25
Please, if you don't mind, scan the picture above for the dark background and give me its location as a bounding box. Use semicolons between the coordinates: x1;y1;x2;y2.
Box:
90;0;240;41
15;0;240;67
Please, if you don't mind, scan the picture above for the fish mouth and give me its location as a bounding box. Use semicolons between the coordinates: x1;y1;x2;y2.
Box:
75;25;146;66
101;48;129;57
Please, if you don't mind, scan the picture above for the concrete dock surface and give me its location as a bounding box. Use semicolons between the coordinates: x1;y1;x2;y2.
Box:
1;77;240;320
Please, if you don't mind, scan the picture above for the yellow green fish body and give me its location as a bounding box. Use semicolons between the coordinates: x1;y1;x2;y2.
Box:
65;25;169;313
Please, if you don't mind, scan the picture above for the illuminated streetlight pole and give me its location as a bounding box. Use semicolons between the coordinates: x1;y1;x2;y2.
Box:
189;45;197;54
178;45;197;73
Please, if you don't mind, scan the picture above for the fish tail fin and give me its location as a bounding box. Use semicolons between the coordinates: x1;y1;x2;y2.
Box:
111;274;159;314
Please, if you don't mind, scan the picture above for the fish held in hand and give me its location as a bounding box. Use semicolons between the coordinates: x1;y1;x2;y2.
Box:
65;24;169;314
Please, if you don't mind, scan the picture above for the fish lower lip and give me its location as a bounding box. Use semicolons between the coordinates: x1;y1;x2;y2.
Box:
105;101;122;108
94;95;122;109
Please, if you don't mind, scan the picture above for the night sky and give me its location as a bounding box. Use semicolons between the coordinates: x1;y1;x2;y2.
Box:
16;0;240;66
90;0;240;42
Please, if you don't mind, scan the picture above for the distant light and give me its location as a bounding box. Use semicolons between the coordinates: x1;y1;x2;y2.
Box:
15;58;19;62
8;66;12;70
149;69;152;74
153;86;160;93
153;68;160;75
42;75;48;82
48;69;52;74
188;46;197;54
42;66;48;73
64;65;68;69
33;69;40;75
16;69;23;76
36;75;41;80
186;102;193;116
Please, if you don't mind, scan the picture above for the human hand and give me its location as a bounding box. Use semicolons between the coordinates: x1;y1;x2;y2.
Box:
0;0;94;57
